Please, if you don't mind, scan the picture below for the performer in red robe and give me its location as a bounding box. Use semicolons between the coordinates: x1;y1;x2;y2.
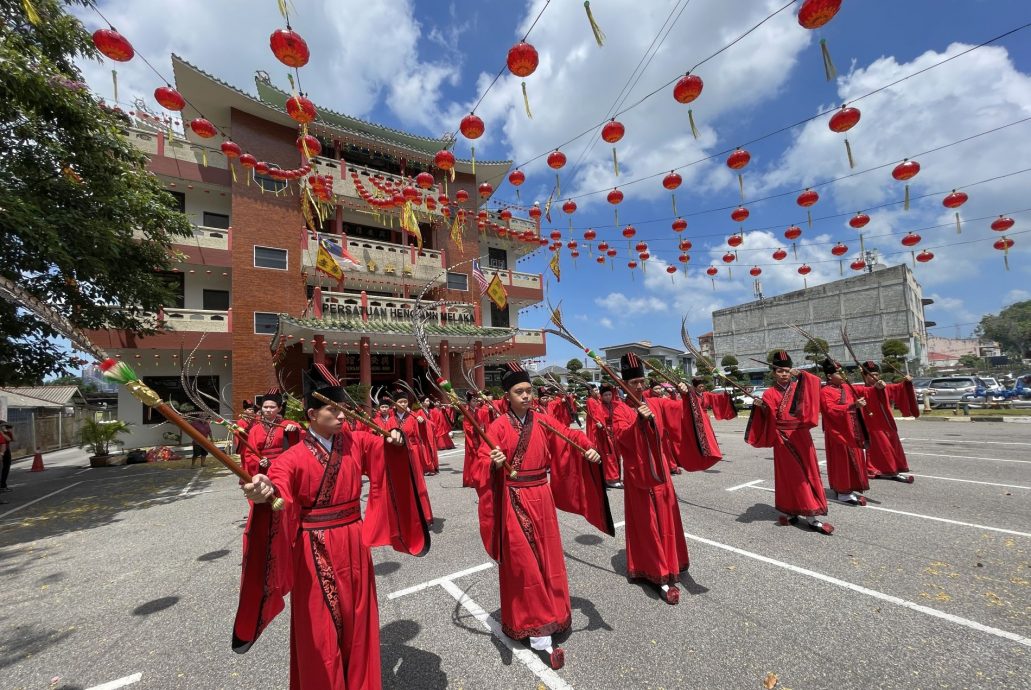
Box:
745;350;833;534
235;368;430;690
857;361;918;483
473;364;606;670
234;400;258;455
241;392;301;477
545;389;579;428
392;393;435;476
609;354;693;604
694;379;738;420
462;392;484;488
428;401;455;450
377;392;434;523
818;358;870;505
585;384;622;488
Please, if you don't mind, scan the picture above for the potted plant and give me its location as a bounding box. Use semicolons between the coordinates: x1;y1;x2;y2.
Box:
80;418;132;467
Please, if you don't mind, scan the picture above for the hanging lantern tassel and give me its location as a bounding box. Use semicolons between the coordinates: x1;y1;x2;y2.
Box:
844;138;855;169
1003;237;1011;271
614;208;619;228
470;146;475;175
804;277;809;289
611;147;620;176
671;193;678;217
229;162;237;183
521;81;533;119
688;110;699;139
276;0;289;20
710;277;715;291
838;259;843;276
555;174;561;197
201;148;207;167
111;69;118;103
792;242;798;260
954;211;962;234
910;250;916;268
22;0;41;24
904;184;910;211
821;39;837;81
584;1;605;46
806;210;813;228
726;266;732;279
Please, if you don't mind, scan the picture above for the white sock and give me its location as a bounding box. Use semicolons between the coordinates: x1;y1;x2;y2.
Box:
807;515;821;525
529;635;552;652
837;492;853;502
851;492;861;501
660;584;670;593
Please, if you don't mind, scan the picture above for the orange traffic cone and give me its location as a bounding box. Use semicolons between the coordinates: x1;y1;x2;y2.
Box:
30;450;45;472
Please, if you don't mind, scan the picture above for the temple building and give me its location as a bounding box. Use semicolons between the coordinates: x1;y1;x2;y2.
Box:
87;57;546;447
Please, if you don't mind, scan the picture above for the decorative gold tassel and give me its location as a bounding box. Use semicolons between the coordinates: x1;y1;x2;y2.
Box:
614;208;619;228
838;260;843;276
612;147;619;176
671;193;678;217
201;148;207;167
803;278;809;289
555;173;561;198
821;39;837;81
737;173;744;200
904;184;910;210
277;0;289;20
22;0;40;24
246;169;251;186
952;212;960;234
230;162;237;183
688;109;699;139
522;81;533;119
807;210;813;228
449;167;455;183
584;1;605;46
792;242;798;260
111;69;118;103
470;145;475;175
844;138;855;169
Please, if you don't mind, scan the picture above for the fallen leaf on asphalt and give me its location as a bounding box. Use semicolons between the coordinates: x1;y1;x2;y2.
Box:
764;671;779;688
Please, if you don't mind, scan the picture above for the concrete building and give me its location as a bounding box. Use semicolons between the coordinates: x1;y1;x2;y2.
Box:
601;341;695;378
711;264;929;378
926;335;1001;366
85;57;546;448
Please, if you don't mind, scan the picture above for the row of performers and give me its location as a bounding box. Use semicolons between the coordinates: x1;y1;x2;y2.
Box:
232;351;917;688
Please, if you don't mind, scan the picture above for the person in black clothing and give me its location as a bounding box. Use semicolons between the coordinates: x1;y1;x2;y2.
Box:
0;421;14;491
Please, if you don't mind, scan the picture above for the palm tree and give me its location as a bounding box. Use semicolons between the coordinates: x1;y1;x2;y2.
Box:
79;418;131;458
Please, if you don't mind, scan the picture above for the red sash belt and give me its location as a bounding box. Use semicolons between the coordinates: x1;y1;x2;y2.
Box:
300;498;361;531
507;468;548;487
777;421;804;431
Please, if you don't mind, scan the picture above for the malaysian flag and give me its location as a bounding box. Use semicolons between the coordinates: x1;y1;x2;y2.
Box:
472;260;488;293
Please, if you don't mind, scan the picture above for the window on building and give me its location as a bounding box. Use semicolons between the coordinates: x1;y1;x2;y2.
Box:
255;173;287;194
447;272;469;291
166;190;186;213
202;212;230;229
490;301;510;328
154;271;185;309
488;247;508;270
254;246;287;270
254;312;279;335
141;376;219;425
203;289;230;311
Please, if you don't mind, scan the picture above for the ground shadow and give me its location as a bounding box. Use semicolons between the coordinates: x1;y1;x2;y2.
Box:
574;534;603;546
677;496;742;519
36;572;66;586
679;570;710;596
570;595;613;633
197;549;230;562
735;502;781;524
429;517;446;535
0;621;75;670
374;561;401;576
132;595;180;616
380;620;448;689
609;549;663;604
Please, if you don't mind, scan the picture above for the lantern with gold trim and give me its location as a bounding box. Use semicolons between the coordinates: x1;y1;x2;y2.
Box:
828;105;861;168
892;159;920;210
506;41;539;118
797;0;843;81
993;237;1014;271
601;119;625;176
672;73;703;138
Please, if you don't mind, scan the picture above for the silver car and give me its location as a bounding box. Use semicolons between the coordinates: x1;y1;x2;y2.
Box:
923;376;983;408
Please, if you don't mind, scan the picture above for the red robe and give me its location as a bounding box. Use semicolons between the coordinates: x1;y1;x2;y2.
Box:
378;412;434;523
242;417;300;477
416;409;440;473
745;371;827;517
394;410;434;474
234;417;253;455
430;407;455;450
545;394;578;428
857;381;918;476
232;430;429;690
462;404;487;488
702;391;738;420
659;390;725;472
611;397;690;585
820;384;870;495
472;410;608;639
586;397;620;482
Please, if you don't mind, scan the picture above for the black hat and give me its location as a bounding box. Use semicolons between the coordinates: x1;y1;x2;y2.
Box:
821;357;842;377
648;378;663;389
691;377;705;387
861;360;880;374
257;390;284;408
242;399;257;411
769;350;792;369
466;390;476;402
599;383;615;394
501;362;532;391
537;386;554;397
303;364;345;410
620;353;645;381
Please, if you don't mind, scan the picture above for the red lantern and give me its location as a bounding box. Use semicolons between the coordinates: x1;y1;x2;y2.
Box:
434;149;456;172
726;148;750;170
627;261;638;270
722;252;736;264
749;266;762;277
606;248;617;258
706;266;718;277
296;134;321;157
772;248;788;261
622;225;636;239
635;241;648;253
189;118;217;138
994;236;1015;271
915;250;934;263
286;95;317;124
596;256;606;265
639;252;650;261
478;182;493;198
239;153;257;169
460;113;484;139
456;189;470;204
539;238;549;246
598;241;610;252
607;188;624;205
666;265;677;275
154;86;185;111
673;74;703;104
567;240;578;250
850;259;866;272
828;105;861;167
943;190;968;234
500;209;513;221
508;169;526;187
255;162;270;176
663;171;683;190
901;232;921;247
220;141;241;159
601;119;625;143
849;212;870;229
571;250;580;259
549;230;562;241
678;239;692;251
991;216;1014;232
92;28;134;62
892;159;920;181
416;172;435;189
679;254;690;263
784;225;803;241
270;28;310;68
797;188;819;228
730;206;749;223
831;242;848;257
547;150;567;169
798;0;842;29
727;234;743;248
797;264;812;276
584;229;597;241
672;218;687;233
402;187;420;201
562;200;577;214
506;41;539;77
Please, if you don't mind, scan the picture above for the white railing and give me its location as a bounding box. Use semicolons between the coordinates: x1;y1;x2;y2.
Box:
483;267;542;291
161;308;230;332
125;127;227;169
320;291;473;327
304;233;445;286
309;157;446;217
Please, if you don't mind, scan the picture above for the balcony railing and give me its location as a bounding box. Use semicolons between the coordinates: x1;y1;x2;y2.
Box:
160;308;230;333
310;157;447;218
125;127;227;169
304;233;445;287
482;267;543;292
320;291;473;326
514;328;545;345
132;224;230;251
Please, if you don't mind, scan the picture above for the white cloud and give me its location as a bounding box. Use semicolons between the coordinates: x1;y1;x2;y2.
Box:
1004;289;1031;305
599;317;614;329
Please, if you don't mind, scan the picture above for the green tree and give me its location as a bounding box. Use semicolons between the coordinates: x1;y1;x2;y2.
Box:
958;353;984;370
880;339;909;377
720;355;738;368
803;338;829;366
0;0;193;386
978;300;1031;358
565;358;584;374
719;354;747;384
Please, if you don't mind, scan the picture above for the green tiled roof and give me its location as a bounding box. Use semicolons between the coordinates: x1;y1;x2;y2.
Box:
282;315;515;339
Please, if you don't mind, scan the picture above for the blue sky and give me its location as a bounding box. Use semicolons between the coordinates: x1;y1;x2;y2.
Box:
79;0;1031;365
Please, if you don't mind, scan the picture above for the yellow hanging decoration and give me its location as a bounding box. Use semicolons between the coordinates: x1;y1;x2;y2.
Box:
688;110;699;139
522;82;533;119
201;148;208;167
583;1;605;47
230;162;237;183
954;212;962;234
671;193;678;217
111;69;118;103
821;39;837;81
22;0;40;24
277;0;289;20
450;210;464;251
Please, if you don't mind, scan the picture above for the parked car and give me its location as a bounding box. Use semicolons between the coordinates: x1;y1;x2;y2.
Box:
912;378;933;401
922;376;984;408
738;387;767;409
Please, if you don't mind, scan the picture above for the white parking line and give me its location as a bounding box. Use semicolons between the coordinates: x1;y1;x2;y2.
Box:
439;579;574;690
683;532;1031;649
726;479;764;492
387;562;494;600
902;437;1031;447
905;451;1031;465
746;484;1031;537
907;474;1031;490
85;672;142;690
0;482;84;519
178;469;202;497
